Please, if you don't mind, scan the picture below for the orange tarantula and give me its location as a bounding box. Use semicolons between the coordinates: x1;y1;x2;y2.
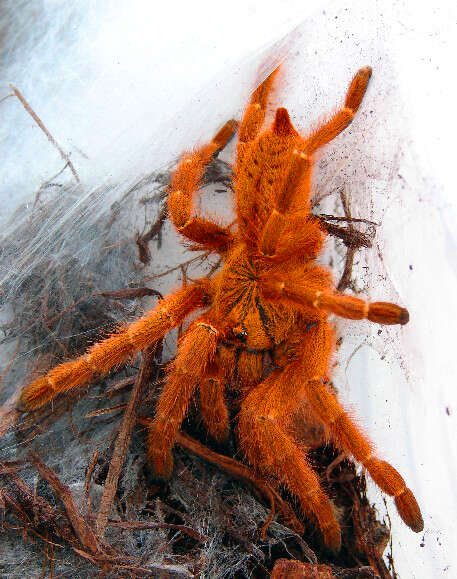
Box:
20;65;423;550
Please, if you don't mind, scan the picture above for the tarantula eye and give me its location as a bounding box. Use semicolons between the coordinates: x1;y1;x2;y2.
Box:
232;324;248;342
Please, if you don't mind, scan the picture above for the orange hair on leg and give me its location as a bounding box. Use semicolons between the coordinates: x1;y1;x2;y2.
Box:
303;67;372;154
260;273;409;325
238;65;281;145
296;322;423;533
199;363;229;443
237;368;341;551
168;119;237;251
147;318;220;478
20;281;211;410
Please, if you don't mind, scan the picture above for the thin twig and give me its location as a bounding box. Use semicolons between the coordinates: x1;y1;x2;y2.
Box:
108;520;209;543
325;452;351;483
146;251;211;281
0;461;76;546
175;431;305;538
0;92;14;104
317;214;379;226
318;219;373;249
136;204;168;264
33;163;69;207
9;85;80;183
85;450;99;515
337;189;356;292
95;346;157;536
28;451;105;555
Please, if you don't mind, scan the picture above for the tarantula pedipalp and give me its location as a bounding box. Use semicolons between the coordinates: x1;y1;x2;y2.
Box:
20;65;423;550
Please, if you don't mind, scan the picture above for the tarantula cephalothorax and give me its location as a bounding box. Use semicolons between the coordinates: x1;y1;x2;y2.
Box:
20;65;423;550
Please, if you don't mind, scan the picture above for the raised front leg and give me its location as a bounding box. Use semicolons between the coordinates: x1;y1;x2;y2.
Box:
237;65;280;146
168;120;237;252
303;67;372;154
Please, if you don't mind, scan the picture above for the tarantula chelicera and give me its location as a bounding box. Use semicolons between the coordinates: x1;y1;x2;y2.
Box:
20;65;423;550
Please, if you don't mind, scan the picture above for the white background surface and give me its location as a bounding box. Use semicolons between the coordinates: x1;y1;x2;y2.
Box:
1;1;456;576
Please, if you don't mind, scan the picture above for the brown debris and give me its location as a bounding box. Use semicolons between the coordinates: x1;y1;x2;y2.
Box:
136;204;168;264
95;344;159;536
28;451;107;556
176;429;305;538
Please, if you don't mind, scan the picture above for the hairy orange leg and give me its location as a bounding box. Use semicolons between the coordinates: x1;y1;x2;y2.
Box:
237;364;342;551
147;318;221;478
257;114;312;255
235;66;290;245
276;147;313;214
238;65;280;146
303;67;372;154
20;281;211;411
236;109;303;245
199;362;230;443
259;155;322;261
236;349;264;387
256;67;371;251
168;120;237;251
261;274;409;325
298;321;423;533
217;343;237;382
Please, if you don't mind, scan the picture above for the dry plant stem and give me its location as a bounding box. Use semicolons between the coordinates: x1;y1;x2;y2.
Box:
316;217;373;249
0;92;14;104
95;376;136;400
28;451;108;556
173;430;305;537
337;189;356;292
10;85;80;183
1;462;57;524
318;214;379;226
136;204;168;264
352;498;391;579
0;462;78;549
85;450;99;514
95;345;157;536
146;250;212;282
100;287;163;300
85;402;127;418
140;420;305;537
107;519;209;543
325;452;349;482
33;163;71;208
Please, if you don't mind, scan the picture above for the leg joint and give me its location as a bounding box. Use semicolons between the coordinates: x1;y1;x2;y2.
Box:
196;322;219;336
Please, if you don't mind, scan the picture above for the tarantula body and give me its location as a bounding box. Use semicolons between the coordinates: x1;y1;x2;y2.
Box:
20;65;423;550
